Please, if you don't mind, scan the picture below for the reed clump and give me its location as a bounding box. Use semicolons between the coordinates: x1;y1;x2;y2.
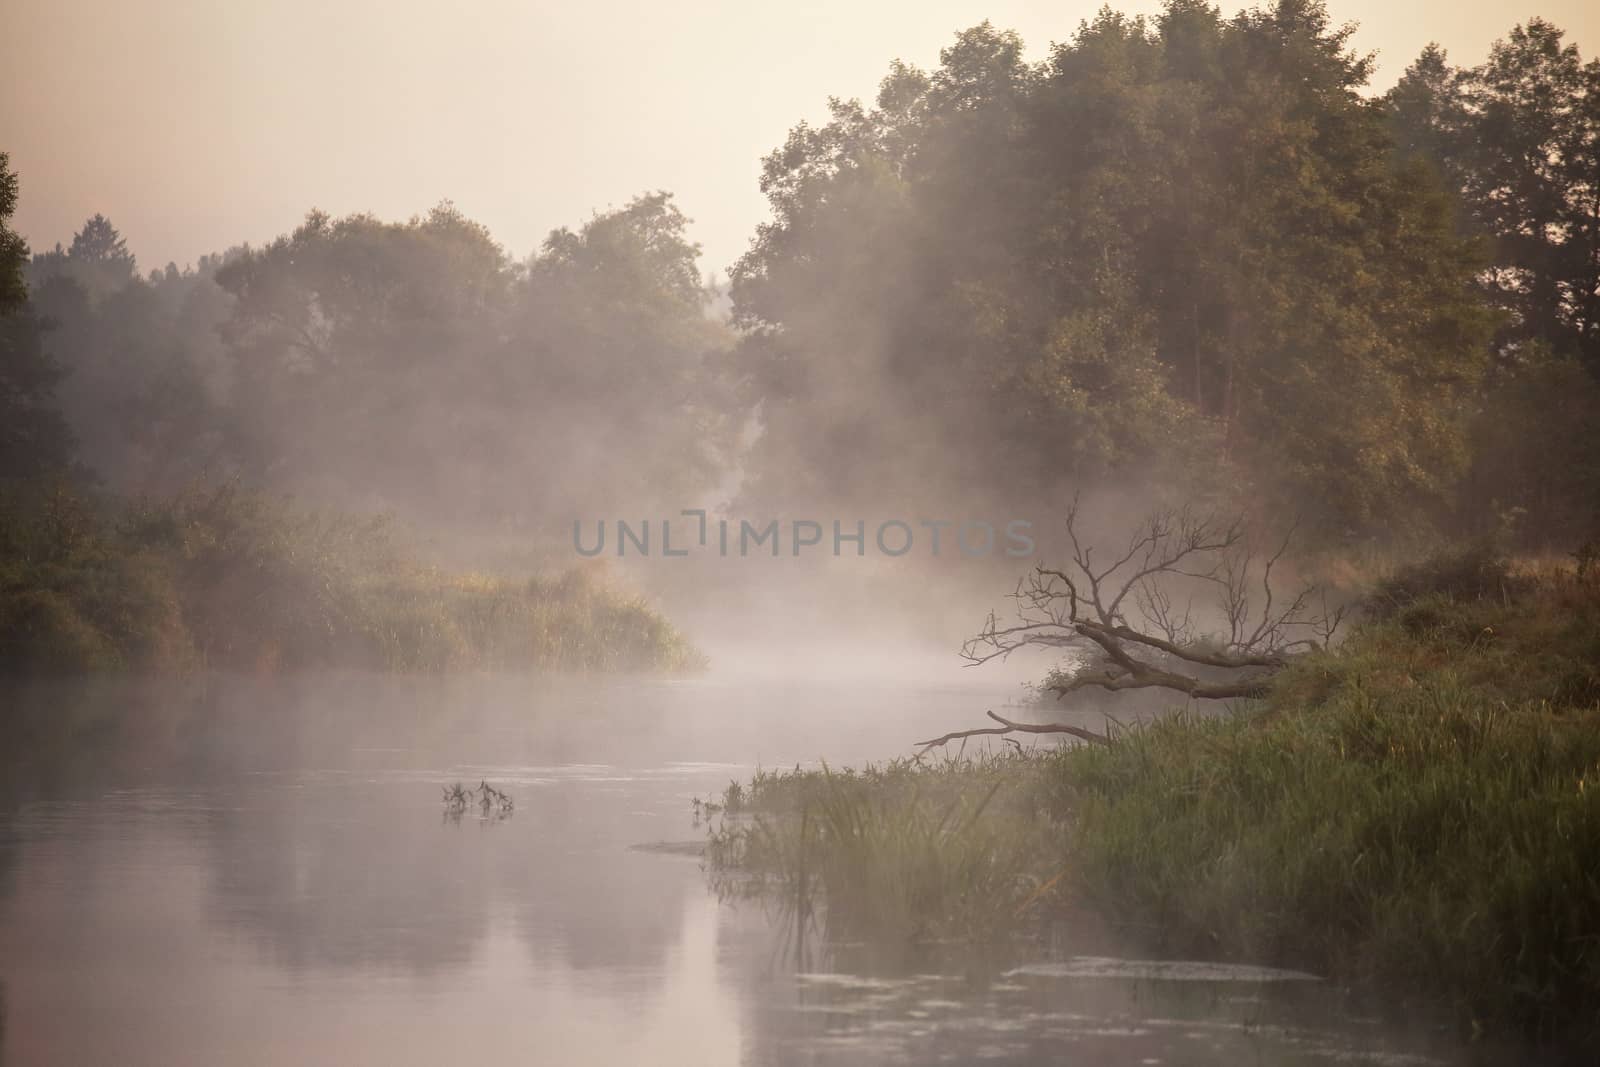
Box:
442;780;515;822
703;754;1070;945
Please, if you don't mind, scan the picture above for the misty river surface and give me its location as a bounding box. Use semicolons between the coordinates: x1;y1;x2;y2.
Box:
0;674;1494;1066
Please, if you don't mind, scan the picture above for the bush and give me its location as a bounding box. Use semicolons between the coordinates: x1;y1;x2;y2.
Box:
1364;542;1516;619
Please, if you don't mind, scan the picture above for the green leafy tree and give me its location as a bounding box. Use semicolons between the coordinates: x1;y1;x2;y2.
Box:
514;193;735;519
0;153;26;315
215;203;517;511
1388;19;1600;372
1388;20;1600;543
0;153;76;481
215;196;733;534
25;220;233;493
731;2;1492;532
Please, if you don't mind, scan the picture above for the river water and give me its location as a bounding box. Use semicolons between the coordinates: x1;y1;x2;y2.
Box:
0;673;1499;1065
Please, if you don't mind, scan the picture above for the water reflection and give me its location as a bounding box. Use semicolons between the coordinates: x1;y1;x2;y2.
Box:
0;677;1507;1065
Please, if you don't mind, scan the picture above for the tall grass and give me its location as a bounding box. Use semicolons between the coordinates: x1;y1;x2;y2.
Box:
1056;565;1600;1042
704;754;1070;945
703;560;1600;1048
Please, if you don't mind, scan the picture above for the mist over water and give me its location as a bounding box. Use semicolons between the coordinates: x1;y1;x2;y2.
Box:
0;673;1501;1066
4;0;1599;1060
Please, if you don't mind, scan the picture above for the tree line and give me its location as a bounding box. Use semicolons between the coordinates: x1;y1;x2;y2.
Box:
3;1;1596;554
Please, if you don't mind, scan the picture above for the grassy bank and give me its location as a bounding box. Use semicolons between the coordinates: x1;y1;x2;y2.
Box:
0;481;702;674
703;558;1600;1047
704;754;1069;946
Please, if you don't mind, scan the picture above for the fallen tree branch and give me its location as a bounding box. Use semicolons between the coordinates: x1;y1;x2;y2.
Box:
923;498;1342;752
1045;662;1271;700
916;710;1111;751
1081;619;1286;670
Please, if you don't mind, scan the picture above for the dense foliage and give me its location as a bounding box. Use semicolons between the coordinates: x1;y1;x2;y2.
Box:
1386;21;1600;544
209;195;733;525
1063;563;1600;1044
0;152;76;483
16;194;734;535
705;560;1600;1048
5;6;1597;551
3;161;719;674
2;3;1597;676
729;2;1502;531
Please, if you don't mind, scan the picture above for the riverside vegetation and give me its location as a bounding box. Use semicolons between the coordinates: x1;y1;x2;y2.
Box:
702;551;1600;1049
5;3;1600;1052
6;6;1600;670
0;480;702;675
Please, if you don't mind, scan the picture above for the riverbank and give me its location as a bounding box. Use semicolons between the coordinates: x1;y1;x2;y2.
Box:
0;482;702;675
702;557;1600;1051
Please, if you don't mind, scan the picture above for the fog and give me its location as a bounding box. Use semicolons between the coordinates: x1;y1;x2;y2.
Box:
4;0;1595;740
4;1;1600;1062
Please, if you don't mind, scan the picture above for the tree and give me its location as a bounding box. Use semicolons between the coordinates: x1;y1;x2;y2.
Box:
919;498;1344;750
23;224;234;494
730;3;1493;534
67;214;135;271
1387;44;1466;169
30;214;139;305
0;153;76;481
1465;21;1598;372
0;153;26;315
215;196;733;533
1387;21;1600;545
1388;20;1600;374
515;193;736;518
215;202;516;511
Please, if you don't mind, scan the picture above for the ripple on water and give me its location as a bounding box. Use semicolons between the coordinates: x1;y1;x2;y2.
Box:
1005;956;1324;983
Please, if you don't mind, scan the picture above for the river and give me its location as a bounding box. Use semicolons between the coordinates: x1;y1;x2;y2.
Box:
0;673;1502;1065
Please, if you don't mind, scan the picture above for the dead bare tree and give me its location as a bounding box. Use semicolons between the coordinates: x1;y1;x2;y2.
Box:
917;497;1346;751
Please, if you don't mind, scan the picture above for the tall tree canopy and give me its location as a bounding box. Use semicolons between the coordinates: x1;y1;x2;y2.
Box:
26;214;231;493
1389;18;1600;372
214;195;732;531
0;153;76;482
30;212;140;305
0;153;26;315
8;6;1594;552
16;193;733;539
730;0;1494;533
1387;20;1600;543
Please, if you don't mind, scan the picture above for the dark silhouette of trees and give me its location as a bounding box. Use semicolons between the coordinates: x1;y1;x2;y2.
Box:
0;153;75;481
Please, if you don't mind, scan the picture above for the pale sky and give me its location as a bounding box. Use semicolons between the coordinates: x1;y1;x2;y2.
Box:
3;1;1595;277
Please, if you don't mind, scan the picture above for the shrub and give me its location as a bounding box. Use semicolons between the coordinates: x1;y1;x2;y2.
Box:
1364;542;1516;619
